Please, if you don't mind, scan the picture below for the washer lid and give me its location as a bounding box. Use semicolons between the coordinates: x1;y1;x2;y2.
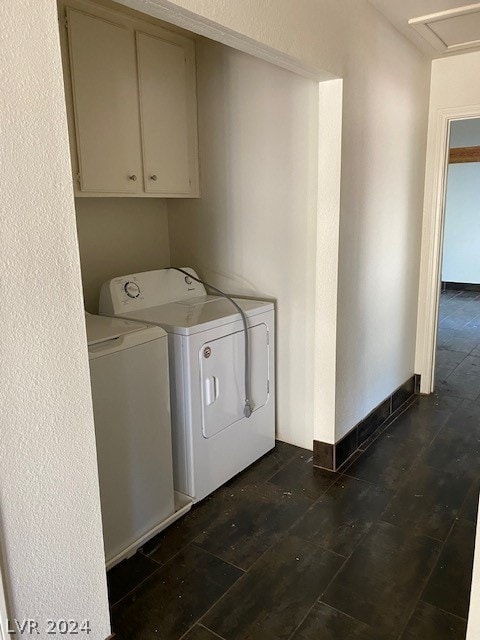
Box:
85;313;165;346
113;296;274;335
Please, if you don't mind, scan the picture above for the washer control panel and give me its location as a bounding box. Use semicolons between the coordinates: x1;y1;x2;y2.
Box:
99;268;207;315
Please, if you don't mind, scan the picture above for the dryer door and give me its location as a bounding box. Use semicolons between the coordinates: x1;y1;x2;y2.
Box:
199;323;270;438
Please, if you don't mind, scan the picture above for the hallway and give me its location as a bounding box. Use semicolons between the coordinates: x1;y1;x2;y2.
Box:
436;289;480;399
108;369;479;638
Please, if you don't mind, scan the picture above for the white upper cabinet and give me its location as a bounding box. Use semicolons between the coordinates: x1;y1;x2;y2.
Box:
60;1;199;197
137;32;193;195
67;8;143;194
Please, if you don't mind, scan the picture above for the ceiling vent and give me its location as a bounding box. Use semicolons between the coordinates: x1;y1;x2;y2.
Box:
409;3;480;53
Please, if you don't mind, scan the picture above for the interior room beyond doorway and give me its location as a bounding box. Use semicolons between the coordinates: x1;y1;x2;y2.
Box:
435;118;480;398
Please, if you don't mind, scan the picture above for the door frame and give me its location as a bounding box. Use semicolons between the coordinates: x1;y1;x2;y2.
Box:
416;104;480;393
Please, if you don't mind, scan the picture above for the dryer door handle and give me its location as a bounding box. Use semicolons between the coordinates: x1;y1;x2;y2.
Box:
204;376;219;406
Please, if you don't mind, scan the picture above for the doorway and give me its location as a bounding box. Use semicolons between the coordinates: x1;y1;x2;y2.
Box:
434;118;480;397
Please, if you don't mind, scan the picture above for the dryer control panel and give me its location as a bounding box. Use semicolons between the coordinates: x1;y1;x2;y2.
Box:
99;268;207;315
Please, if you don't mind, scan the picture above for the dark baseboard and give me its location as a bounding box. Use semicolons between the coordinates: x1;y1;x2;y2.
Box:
313;374;420;472
442;281;480;292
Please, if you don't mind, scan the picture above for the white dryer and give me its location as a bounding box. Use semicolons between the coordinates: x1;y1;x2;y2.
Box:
99;268;275;503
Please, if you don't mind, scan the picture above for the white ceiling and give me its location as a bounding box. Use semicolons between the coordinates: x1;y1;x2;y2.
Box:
367;0;480;57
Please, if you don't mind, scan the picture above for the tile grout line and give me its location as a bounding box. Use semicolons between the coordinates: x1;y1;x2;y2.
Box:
178;622;226;640
182;489;324;638
132;444;302;578
335;408;468;629
138;531;196;564
423;518;462;596
190;453;339;577
111;444;309;633
416;601;468;622
122;544;245;638
189;543;247;573
193;567;251;634
261;447;307;483
109;561;166;611
307;526;377;632
376;439;472;537
111;541;245;613
195;536;347;639
284;536;366;640
139;538;195;570
284;598;320;640
395;518;459;639
340;435;427;494
197;623;227;639
110;443;314;616
458;476;480;523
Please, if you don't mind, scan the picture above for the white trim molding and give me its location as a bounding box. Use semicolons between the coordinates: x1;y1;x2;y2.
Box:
114;0;335;82
409;3;480;54
415;104;480;394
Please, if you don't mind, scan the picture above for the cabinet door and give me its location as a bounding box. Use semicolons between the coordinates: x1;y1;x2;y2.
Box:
67;8;143;193
136;31;193;195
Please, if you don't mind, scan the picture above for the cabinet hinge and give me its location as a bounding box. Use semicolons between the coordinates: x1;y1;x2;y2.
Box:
267;380;270;395
75;171;81;184
61;14;68;29
266;332;270;346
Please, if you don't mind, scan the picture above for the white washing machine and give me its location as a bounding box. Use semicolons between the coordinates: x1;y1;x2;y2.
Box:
86;313;191;569
99;268;275;503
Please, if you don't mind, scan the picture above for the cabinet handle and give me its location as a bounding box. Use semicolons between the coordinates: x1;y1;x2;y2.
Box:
150;174;158;181
129;174;137;181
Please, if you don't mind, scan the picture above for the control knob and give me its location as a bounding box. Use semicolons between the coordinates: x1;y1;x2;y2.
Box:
124;281;140;299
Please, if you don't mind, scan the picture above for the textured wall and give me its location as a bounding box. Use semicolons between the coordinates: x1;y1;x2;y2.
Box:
76;198;171;312
168;39;319;447
148;0;430;443
0;1;110;637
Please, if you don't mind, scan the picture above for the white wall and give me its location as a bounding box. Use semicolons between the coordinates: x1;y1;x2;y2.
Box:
416;49;480;638
429;51;480;107
76;198;170;312
416;51;480;387
159;0;430;445
0;2;110;638
334;20;429;440
442;119;480;285
168;39;320;447
442;163;480;284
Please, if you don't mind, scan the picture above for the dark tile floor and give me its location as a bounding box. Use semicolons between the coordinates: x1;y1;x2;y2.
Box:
436;289;480;399
107;290;480;640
